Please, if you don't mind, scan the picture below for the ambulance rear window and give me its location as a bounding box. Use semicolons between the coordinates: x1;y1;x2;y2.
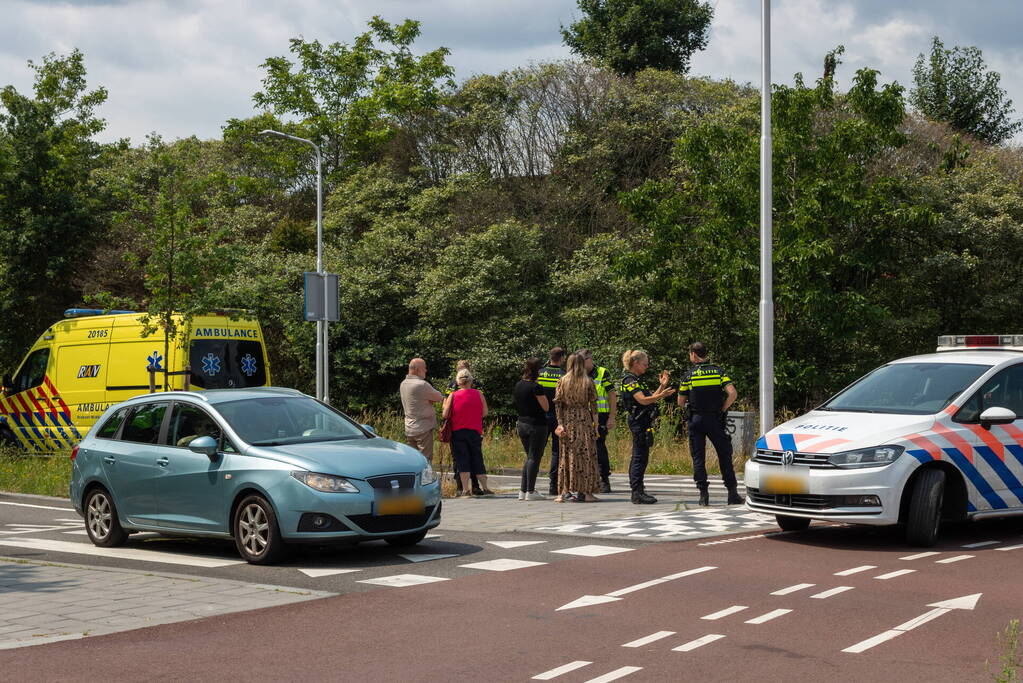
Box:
821;362;988;415
189;340;267;389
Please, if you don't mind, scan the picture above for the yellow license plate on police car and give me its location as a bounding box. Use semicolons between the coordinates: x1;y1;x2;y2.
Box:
761;468;809;494
376;496;425;516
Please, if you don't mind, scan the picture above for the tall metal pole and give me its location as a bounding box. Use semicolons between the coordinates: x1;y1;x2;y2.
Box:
759;0;774;435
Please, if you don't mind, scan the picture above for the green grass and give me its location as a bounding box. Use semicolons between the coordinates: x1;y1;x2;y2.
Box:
0;447;73;497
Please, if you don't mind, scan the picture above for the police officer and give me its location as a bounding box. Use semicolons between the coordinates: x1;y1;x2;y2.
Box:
677;341;742;506
621;349;675;504
577;348;616;493
538;347;565;495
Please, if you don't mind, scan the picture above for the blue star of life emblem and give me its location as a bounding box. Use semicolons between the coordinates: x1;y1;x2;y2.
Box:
240;353;258;377
146;351;163;371
201;353;222;376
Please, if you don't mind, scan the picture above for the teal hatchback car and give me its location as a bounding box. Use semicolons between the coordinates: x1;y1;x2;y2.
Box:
70;388;441;564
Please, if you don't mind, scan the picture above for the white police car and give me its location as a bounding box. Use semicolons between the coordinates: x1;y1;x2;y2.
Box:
745;335;1023;546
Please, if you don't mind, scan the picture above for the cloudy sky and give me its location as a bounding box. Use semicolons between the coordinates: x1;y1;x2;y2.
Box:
3;0;1023;145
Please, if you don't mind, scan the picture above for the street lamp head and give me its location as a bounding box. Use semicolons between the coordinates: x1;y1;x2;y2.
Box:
259;129;278;136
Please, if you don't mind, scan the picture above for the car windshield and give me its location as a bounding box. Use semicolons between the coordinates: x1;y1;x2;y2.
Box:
819;362;989;415
215;396;369;445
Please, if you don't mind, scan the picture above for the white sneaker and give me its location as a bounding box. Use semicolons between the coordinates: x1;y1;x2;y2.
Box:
518;491;526;500
525;491;547;501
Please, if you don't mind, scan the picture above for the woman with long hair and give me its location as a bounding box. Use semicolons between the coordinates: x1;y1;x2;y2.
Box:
621;349;675;504
553;353;600;502
514;357;550;500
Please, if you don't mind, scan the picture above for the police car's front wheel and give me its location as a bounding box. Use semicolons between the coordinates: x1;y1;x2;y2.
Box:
905;468;945;547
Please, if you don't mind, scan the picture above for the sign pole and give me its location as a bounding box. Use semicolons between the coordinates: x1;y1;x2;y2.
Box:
759;0;774;435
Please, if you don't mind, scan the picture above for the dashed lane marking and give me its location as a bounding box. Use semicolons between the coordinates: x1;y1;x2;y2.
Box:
297;568;362;578
356;574;449;588
701;605;748;620
811;586;855;599
745;608;792;624
532;661;592;680
771;583;815;596
487;540;547;549
550;545;633;557
583;666;643;682
672;634;726;652
997;544;1023;551
900;551;940;561
458;558;547;572
61;530;89;536
397;553;459;563
962;541;999;548
0;501;74;512
0;537;243;567
834;565;876;576
936;554;974;564
875;569;916;580
622;631;676;648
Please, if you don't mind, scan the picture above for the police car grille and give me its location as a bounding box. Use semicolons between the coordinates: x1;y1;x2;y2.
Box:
755;450;834;469
747;489;831;509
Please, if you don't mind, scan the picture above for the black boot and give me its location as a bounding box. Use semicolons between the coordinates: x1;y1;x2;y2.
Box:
727;489;743;505
698;489;710;507
631;490;657;504
548;474;558;496
600;477;612;494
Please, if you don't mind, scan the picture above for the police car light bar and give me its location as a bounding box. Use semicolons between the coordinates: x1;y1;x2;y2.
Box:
937;334;1023;348
64;308;138;318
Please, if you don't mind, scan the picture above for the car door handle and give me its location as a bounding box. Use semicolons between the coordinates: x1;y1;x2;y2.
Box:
156;457;170;467
103;456;115;465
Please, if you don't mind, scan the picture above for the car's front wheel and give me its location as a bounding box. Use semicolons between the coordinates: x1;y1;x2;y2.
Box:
905;468;945;547
234;495;288;564
85;487;128;547
775;514;811;532
385;529;429;547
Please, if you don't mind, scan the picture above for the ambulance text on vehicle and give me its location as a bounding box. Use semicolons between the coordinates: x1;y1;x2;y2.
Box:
745;335;1023;546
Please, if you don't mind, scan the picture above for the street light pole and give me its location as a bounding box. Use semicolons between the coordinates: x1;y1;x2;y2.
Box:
259;130;328;403
759;0;774;435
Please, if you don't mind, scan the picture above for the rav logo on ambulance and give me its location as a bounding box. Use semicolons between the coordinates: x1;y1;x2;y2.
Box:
77;364;101;379
0;376;82;453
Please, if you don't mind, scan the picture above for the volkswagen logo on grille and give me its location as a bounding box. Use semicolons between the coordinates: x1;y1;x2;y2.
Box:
781;450;795;466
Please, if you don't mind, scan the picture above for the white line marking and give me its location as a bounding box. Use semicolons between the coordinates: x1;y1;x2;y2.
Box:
771;583;815;595
936;555;974;564
843;593;982;654
701;605;748;620
398;553;458;563
0;537;243;567
875;569;916;580
487;540;547;549
843;629;902;653
557;595;622;611
551;545;634;557
557;567;716;610
532;661;592;680
459;558;546;572
296;568;362;578
53;518;81;522
356;574;449;587
583;666;643;683
0;501;74;512
834;565;876;576
61;529;89;536
673;634;726;652
745;608;792;624
811;586;855;599
900;551;940;560
997;544;1023;551
622;631;676;648
4;523;61;528
962;541;999;548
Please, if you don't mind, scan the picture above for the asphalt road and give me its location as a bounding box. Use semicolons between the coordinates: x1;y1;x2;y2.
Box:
2;493;1021;681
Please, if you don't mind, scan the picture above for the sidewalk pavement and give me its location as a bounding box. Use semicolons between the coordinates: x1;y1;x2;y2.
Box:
0;558;333;650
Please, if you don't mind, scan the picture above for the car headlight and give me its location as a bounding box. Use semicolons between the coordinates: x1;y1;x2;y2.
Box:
291;471;360;493
827;445;904;469
420;465;437;486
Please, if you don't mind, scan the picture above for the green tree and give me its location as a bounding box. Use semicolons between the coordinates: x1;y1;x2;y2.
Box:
561;0;713;76
911;36;1022;145
0;49;112;367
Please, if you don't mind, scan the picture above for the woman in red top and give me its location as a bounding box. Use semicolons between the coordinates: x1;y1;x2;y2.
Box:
442;369;494;497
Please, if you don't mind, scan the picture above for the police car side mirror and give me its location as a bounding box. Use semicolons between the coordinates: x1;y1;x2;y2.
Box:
979;406;1017;429
188;435;219;458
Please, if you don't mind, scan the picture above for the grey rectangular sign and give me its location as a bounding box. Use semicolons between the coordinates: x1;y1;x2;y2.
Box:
304;272;340;322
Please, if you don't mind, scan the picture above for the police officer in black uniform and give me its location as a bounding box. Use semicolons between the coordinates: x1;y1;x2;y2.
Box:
538;347;566;495
677;341;742;506
621;349;675;504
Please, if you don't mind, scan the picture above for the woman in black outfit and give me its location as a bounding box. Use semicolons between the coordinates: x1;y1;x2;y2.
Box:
515;357;550;501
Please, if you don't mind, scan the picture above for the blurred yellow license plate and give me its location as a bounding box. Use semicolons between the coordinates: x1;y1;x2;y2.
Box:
376;496;425;516
761;468;809;494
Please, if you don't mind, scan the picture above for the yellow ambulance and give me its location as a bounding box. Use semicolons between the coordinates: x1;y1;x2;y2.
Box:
0;309;271;454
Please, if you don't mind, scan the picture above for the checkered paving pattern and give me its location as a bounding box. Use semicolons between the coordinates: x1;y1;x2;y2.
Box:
529;508;778;540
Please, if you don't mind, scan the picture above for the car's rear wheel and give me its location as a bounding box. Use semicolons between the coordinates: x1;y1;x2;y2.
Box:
234;495;288;564
905;468;945;547
775;514;811;532
85;487;128;547
385;529;429;547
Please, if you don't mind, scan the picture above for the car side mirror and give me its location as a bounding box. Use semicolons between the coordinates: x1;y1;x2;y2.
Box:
361;424;377;436
188;435;219;458
980;406;1017;429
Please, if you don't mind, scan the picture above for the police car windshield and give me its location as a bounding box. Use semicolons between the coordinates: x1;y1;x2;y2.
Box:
215;397;369;445
820;362;988;415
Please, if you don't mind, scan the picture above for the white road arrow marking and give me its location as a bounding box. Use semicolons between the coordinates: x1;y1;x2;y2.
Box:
842;593;982;653
556;566;717;611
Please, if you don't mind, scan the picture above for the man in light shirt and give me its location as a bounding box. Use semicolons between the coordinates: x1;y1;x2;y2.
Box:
400;358;444;462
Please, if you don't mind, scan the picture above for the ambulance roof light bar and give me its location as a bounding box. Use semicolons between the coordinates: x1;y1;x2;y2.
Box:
64;308;138;318
937;334;1023;349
